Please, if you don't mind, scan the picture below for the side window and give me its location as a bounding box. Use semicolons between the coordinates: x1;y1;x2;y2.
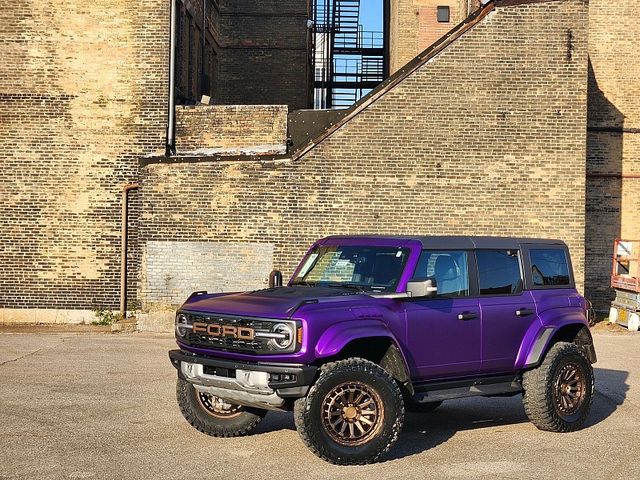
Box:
530;249;571;286
414;250;469;297
476;250;523;295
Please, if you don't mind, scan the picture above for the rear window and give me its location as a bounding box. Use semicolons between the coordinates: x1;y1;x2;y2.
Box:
529;249;571;286
476;250;523;295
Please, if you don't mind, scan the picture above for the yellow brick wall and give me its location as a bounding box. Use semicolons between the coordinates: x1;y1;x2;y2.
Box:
586;0;640;309
0;0;169;309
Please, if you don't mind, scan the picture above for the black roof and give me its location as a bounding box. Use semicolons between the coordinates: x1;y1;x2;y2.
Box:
323;235;566;250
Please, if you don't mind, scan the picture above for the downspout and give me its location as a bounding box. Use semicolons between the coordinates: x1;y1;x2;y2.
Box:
121;183;139;319
165;0;177;156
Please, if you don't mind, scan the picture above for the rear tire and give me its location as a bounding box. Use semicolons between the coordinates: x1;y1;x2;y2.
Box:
176;378;267;437
522;342;594;432
294;358;404;465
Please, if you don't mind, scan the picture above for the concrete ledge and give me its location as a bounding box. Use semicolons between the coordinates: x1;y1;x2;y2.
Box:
0;309;98;325
137;311;175;333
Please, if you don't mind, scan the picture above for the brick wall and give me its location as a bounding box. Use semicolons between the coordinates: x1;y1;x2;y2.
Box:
586;0;640;310
139;0;589;323
390;0;477;73
0;0;170;318
215;0;311;109
175;105;288;153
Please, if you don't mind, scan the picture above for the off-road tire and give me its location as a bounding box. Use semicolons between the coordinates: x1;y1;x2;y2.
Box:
293;358;404;465
406;400;443;413
176;378;267;437
522;342;594;432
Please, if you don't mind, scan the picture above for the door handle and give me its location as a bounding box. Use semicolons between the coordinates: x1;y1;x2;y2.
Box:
515;308;535;317
457;311;478;321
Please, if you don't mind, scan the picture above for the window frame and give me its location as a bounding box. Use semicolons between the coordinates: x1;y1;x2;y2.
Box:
436;5;451;23
473;248;525;297
410;249;478;299
521;245;575;290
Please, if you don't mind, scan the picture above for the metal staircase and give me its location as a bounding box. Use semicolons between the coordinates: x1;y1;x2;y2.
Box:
312;0;387;109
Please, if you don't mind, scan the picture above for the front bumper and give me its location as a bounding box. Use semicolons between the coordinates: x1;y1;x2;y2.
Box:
169;349;317;410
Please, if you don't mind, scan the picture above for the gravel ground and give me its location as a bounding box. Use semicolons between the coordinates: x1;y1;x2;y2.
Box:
0;329;638;480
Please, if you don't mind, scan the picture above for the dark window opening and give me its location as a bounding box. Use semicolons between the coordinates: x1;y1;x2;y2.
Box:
175;0;219;105
530;249;571;286
437;6;450;23
477;250;523;295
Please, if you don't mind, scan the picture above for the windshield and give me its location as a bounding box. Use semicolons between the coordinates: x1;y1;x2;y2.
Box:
291;245;410;292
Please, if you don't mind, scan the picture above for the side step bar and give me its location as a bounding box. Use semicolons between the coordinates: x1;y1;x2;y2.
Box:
412;375;522;403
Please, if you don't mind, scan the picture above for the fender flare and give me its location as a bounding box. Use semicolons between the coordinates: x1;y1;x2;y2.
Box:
315;320;413;392
515;311;594;369
315;320;399;358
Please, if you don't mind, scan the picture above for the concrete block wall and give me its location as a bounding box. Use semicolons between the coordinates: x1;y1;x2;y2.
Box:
139;0;589;321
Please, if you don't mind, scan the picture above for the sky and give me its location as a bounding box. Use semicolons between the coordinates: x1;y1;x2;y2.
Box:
358;0;384;32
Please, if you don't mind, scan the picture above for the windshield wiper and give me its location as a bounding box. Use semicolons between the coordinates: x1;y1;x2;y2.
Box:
324;282;367;292
291;280;318;286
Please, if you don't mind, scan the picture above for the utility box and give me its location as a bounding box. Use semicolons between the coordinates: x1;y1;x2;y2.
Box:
609;239;640;331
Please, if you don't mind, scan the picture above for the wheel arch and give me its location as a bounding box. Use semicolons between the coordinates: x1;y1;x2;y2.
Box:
315;324;413;395
517;320;596;370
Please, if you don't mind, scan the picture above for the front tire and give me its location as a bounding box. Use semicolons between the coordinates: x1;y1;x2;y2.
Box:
294;358;404;465
176;378;267;437
522;342;594;432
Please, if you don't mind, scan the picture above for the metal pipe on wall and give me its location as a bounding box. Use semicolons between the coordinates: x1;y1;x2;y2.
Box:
120;183;139;319
166;0;178;156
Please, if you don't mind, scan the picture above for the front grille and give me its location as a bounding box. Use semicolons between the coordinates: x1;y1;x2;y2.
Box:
181;312;283;354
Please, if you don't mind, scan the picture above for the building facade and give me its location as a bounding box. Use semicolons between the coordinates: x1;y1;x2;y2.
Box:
0;0;638;328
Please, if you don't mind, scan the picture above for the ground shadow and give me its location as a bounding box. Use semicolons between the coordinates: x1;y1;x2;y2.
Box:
587;367;630;427
251;366;629;461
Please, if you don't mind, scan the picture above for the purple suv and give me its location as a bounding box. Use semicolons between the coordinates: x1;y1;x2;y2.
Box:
169;236;596;464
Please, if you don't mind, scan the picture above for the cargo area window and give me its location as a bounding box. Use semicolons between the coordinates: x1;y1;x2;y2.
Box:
530;249;571;286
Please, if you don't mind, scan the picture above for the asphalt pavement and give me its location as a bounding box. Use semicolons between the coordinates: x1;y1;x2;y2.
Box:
0;328;638;479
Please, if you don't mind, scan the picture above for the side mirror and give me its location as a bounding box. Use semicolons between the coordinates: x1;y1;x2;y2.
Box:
407;277;438;298
268;270;283;288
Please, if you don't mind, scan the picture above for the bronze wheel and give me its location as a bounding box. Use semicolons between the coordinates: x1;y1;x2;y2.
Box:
553;362;586;417
176;379;267;437
196;391;244;418
294;358;404;465
522;342;594;432
321;381;384;446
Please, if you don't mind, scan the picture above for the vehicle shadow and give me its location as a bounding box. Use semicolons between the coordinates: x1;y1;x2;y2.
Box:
587;367;629;427
253;367;629;461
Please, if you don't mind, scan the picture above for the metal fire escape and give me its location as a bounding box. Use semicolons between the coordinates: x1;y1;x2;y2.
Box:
312;0;387;109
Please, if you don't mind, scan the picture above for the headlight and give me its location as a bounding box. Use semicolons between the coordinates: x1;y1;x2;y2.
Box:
175;313;190;337
268;323;294;350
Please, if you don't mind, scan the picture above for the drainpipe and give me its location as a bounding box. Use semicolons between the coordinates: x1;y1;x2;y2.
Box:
166;0;177;156
121;183;140;319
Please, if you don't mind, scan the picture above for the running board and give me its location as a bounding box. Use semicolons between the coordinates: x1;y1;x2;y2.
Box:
412;375;522;403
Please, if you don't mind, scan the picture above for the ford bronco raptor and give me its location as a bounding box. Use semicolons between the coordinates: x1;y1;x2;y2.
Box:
169;236;596;465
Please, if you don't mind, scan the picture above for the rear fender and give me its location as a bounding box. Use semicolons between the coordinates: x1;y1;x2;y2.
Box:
515;309;592;369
